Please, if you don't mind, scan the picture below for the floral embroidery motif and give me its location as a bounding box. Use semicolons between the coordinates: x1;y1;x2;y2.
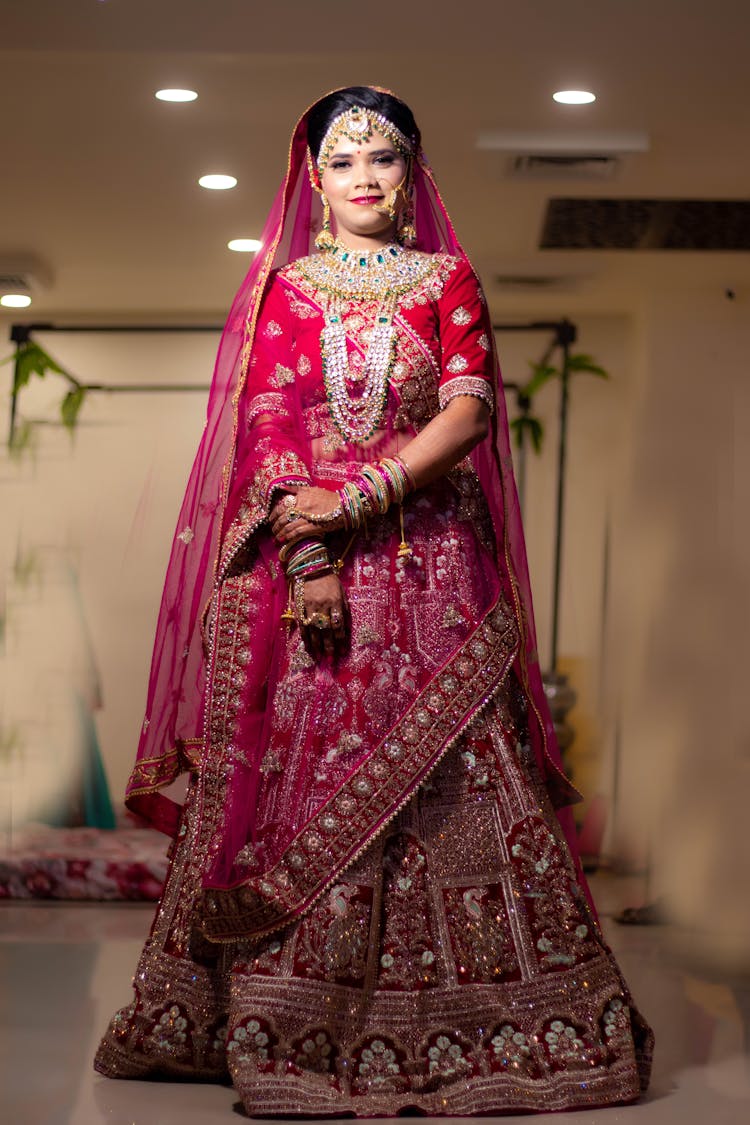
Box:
477;332;491;351
352;1036;407;1093
540;1018;606;1071
292;1029;338;1074
226;1016;275;1069
263;320;283;338
510;817;600;971
487;1023;537;1074
423;1031;474;1079
446;354;469;374
287;295;318;319
296;353;312;376
377;834;437;990
601;996;630;1048
270;362;295;386
177;526;194;544
144;1004;192;1060
450;305;472;326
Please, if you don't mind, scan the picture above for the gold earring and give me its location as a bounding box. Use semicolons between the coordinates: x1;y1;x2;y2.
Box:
315;193;336;251
397;191;416;245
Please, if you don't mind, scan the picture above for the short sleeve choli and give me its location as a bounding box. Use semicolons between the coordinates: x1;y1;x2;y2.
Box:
436;257;496;414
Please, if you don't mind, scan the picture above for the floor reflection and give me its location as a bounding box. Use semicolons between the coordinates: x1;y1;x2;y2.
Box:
0;874;748;1124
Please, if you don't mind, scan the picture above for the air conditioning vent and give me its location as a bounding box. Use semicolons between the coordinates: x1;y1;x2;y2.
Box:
540;198;750;249
495;274;563;288
0;274;31;291
511;154;620;181
0;254;54;294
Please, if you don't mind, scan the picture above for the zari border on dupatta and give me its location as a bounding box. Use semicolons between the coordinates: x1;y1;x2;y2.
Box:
199;595;520;942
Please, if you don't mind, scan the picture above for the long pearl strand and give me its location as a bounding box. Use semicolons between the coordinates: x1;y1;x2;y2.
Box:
321;293;397;444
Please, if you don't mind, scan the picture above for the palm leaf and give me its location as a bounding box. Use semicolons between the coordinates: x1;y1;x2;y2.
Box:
565;352;609;378
61;386;87;430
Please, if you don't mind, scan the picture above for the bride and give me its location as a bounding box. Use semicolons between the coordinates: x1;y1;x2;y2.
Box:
95;85;653;1116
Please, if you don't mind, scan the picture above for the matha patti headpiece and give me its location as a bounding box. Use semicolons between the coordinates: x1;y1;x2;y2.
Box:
312;106;415;184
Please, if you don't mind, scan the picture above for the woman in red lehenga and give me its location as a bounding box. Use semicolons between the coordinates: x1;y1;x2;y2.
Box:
95;87;653;1115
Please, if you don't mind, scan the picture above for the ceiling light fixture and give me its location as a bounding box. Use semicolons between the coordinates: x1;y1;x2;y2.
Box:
553;90;596;105
227;238;262;252
199;174;238;191
155;89;198;103
1;294;32;308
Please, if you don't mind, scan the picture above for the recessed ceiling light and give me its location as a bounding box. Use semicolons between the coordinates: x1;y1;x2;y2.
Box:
1;293;32;308
553;90;596;105
227;238;262;253
155;88;198;102
199;174;238;191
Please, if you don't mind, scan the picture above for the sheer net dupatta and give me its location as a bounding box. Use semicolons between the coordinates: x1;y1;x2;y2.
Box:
124;121;317;836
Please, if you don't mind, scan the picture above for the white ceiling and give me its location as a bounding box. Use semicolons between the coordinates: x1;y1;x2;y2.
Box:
1;0;749;323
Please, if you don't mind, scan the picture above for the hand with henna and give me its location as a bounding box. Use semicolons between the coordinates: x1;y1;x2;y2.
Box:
269;488;348;658
269;486;346;546
298;572;349;659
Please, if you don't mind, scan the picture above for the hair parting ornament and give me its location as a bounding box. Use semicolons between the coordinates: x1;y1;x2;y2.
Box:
311;105;415;183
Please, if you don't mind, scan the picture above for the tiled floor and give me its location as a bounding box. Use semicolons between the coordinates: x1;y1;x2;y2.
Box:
1;874;748;1124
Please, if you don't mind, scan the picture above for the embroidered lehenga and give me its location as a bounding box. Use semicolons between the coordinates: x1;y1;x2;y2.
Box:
95;94;652;1115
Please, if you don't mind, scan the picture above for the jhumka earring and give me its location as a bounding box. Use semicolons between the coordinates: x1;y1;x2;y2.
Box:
396;174;416;245
315;193;336;251
397;194;417;246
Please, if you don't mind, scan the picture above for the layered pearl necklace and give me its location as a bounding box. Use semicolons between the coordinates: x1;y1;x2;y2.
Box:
309;241;437;445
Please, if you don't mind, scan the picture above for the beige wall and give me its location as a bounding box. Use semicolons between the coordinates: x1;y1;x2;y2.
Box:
2;331;217;815
608;287;749;962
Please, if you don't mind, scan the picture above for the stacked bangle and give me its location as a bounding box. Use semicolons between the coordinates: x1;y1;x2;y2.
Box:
378;455;416;503
279;538;333;580
338;455;415;531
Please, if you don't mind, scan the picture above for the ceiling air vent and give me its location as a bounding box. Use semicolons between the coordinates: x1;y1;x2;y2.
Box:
495;274;565;288
0;274;31;291
511;154;619;181
0;254;54;294
541;198;750;249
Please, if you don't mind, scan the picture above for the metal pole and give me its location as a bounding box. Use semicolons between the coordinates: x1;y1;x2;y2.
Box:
550;319;577;672
7;325;31;448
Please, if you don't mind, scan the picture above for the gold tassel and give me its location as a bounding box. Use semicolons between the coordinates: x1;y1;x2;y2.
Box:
315;193;336;251
397;503;412;559
280;580;295;627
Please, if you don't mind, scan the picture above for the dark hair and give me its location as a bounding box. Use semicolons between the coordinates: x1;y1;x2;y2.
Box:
307;86;420;160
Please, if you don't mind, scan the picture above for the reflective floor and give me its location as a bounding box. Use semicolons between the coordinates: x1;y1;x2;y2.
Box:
1;874;748;1125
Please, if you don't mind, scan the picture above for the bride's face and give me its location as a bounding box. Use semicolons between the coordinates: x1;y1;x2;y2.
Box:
320;130;407;247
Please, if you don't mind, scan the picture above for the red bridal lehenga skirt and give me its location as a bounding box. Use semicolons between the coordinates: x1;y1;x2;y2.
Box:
95;481;653;1116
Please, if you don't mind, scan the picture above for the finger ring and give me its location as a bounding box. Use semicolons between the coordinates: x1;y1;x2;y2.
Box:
310;612;331;629
330;610;342;624
282;494;296;511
